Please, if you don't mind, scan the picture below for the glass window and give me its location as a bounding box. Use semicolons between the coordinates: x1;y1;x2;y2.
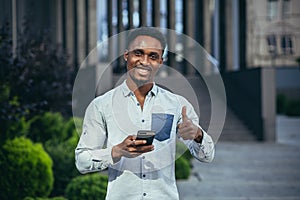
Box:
267;35;277;54
282;0;290;19
267;0;278;20
281;35;293;55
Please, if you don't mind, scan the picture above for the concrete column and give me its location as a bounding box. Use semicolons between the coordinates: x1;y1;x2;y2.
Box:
128;0;134;29
183;0;196;75
232;0;240;71
261;68;276;141
152;0;160;27
139;0;147;26
167;0;176;71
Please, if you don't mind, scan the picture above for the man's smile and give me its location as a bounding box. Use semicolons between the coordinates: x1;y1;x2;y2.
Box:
134;65;152;76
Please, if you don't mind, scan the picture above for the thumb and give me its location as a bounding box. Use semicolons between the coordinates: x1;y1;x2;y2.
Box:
181;106;188;121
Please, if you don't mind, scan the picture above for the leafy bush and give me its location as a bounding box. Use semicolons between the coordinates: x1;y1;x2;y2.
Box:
176;141;193;161
45;130;80;196
24;197;67;200
175;156;191;180
27;112;66;143
276;94;287;114
276;94;300;116
175;141;193;179
0;137;54;200
0;21;74;142
65;173;108;200
285;99;300;116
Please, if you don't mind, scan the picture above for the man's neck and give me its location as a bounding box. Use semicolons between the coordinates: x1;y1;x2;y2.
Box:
126;78;153;109
126;78;153;96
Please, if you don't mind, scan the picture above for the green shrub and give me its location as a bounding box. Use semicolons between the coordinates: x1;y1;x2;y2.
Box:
27;112;65;143
286;99;300;116
176;141;193;161
175;156;191;180
65;173;108;200
45;131;80;196
24;197;67;200
276;94;288;114
0;137;54;200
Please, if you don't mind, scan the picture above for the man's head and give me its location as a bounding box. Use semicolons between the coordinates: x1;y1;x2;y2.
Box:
126;27;167;55
124;27;166;87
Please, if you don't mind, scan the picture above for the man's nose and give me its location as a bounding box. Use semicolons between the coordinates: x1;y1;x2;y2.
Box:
139;55;150;65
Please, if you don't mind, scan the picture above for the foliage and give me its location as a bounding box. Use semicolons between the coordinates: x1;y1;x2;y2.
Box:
296;57;300;66
27;112;66;143
276;94;300;116
285;99;300;116
176;141;193;161
0;21;74;141
175;141;193;180
65;173;108;200
45;128;80;196
0;137;54;200
25;113;82;196
24;197;67;200
175;156;191;180
276;94;288;114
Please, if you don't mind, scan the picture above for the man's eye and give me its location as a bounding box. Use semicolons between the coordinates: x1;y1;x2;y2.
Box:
134;51;142;56
150;54;159;60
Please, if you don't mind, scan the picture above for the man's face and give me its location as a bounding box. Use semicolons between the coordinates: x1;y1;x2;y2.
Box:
124;35;163;85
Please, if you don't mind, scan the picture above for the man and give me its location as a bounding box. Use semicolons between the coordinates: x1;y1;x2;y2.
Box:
75;27;214;199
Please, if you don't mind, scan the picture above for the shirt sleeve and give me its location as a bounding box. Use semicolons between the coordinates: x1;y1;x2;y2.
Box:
177;97;215;163
75;100;113;174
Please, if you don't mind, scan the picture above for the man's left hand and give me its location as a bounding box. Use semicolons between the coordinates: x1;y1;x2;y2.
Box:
177;106;203;143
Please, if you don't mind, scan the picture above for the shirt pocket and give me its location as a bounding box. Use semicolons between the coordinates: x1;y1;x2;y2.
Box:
151;113;174;142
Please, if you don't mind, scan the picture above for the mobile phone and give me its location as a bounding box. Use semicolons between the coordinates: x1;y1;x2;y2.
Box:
136;130;155;145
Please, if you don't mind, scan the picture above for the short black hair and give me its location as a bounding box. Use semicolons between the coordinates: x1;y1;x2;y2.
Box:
127;27;167;52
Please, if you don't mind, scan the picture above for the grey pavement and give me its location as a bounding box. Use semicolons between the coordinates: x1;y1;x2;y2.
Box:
176;115;300;200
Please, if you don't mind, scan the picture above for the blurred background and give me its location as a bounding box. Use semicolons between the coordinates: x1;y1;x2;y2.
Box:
0;0;300;199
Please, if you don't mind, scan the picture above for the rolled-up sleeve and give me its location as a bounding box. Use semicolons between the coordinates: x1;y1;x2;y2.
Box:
189;128;215;163
75;100;113;174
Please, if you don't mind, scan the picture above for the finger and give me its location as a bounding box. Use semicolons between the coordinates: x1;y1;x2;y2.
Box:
136;145;154;153
181;106;188;121
133;139;147;146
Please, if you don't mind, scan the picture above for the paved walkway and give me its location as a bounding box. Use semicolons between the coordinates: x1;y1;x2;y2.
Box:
176;115;300;200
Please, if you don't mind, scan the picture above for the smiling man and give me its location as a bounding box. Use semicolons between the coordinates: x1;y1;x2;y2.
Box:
75;27;215;200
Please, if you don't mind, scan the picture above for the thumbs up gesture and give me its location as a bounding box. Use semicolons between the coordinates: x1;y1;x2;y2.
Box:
177;106;203;142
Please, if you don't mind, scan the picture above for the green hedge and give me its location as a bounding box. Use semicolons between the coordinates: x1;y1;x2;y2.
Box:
277;94;300;116
175;141;193;180
0;137;54;200
65;173;108;200
24;197;67;200
175;156;191;180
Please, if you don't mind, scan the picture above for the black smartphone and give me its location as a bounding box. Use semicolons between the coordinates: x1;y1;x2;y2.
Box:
136;130;155;145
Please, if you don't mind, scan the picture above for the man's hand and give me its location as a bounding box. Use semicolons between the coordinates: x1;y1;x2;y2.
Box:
111;135;154;163
177;106;203;143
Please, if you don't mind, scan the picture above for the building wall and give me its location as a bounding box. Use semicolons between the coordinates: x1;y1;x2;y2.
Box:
247;0;300;67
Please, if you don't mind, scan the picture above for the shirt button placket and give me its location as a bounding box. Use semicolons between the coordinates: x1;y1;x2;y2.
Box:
141;156;146;198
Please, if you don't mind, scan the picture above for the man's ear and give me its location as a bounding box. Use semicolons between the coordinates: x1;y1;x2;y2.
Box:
124;49;129;61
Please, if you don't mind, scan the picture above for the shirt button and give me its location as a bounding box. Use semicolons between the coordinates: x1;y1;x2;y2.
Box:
143;174;146;177
141;119;145;123
142;156;145;159
137;103;140;106
143;193;147;196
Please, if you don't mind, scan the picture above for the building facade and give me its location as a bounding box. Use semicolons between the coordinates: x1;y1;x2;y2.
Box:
247;0;300;67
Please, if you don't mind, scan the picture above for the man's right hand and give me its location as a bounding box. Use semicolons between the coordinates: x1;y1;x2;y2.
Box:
111;135;154;163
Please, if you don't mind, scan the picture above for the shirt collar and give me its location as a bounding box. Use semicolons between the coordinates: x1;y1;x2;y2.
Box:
121;80;158;97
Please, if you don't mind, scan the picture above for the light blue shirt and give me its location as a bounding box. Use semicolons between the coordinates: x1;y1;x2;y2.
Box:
75;81;215;200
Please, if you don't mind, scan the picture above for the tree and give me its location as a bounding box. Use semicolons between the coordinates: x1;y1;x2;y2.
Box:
0;137;54;200
0;21;74;141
